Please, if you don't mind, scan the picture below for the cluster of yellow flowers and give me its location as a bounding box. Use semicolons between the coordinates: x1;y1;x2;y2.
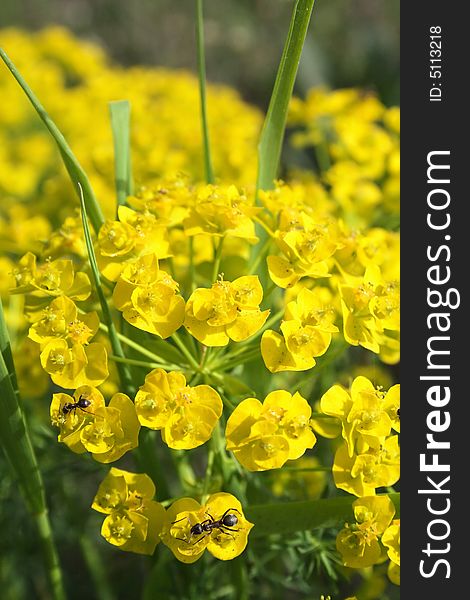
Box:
320;376;400;497
92;467;252;561
289;88;400;225
336;496;400;585
0;28;261;219
1;26;400;587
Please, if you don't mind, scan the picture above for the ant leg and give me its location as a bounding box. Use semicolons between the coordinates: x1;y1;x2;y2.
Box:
220;525;240;533
220;507;242;520
171;516;190;525
205;512;215;523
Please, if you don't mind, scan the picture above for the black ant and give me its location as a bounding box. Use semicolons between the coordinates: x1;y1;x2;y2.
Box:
172;508;241;545
61;395;93;417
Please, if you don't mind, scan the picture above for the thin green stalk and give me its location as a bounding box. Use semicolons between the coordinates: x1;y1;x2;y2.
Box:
98;322;186;366
0;300;66;600
137;430;171;500
108;354;178;371
79;186;134;393
246;493;400;538
256;0;316;196
212;236;225;282
249;236;273;276
201;443;215;503
211;309;284;368
188;237;196;292
0;48;104;233
218;347;260;371
171;331;200;370
109;100;133;208
196;0;214;183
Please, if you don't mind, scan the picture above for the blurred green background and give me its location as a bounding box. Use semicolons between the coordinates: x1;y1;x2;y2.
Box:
1;0;399;107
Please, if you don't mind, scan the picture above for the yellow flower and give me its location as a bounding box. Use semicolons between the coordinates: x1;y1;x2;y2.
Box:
162;493;253;563
320;376;400;456
92;467;166;555
113;254;185;338
382;519;400;567
97;207;171;281
267;214;338;288
332;436;400;497
226;390;316;471
262;287;337;372
336;495;395;568
28;295;99;347
40;339;108;388
50;387;140;462
184;276;269;346
11;252;91;301
134;369;222;450
339;264;400;361
184;184;258;242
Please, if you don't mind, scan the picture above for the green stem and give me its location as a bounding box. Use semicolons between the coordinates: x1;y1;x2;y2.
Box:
211;309;284;368
36;510;67;600
195;0;214;183
201;444;215;503
98;322;185;366
108;354;178;371
171;332;200;370
212;236;225;282
249;236;273;276
134;429;171;500
188;237;196;292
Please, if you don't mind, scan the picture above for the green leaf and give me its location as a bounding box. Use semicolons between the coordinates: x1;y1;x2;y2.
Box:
246;493;400;537
0;46;105;234
109;100;133;207
256;0;316;194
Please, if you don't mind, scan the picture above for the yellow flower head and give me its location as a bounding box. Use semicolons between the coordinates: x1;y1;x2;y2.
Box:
262;286;337;373
50;387;140;462
135;369;222;449
184;275;269;346
320;376;400;456
336;495;395;568
11;252;91;301
113;254;185;338
184;184;258;242
226;390;316;471
162;493;253;563
92;468;166;555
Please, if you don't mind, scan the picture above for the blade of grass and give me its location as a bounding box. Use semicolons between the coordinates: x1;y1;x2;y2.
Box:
256;0;315;196
109;100;133;208
0;47;104;233
246;493;400;538
196;0;214;183
0;299;66;600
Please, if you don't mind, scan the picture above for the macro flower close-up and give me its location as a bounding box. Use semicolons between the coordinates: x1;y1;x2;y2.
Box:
0;2;400;599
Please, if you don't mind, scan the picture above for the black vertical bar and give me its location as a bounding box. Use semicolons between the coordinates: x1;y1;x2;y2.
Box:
402;4;467;596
